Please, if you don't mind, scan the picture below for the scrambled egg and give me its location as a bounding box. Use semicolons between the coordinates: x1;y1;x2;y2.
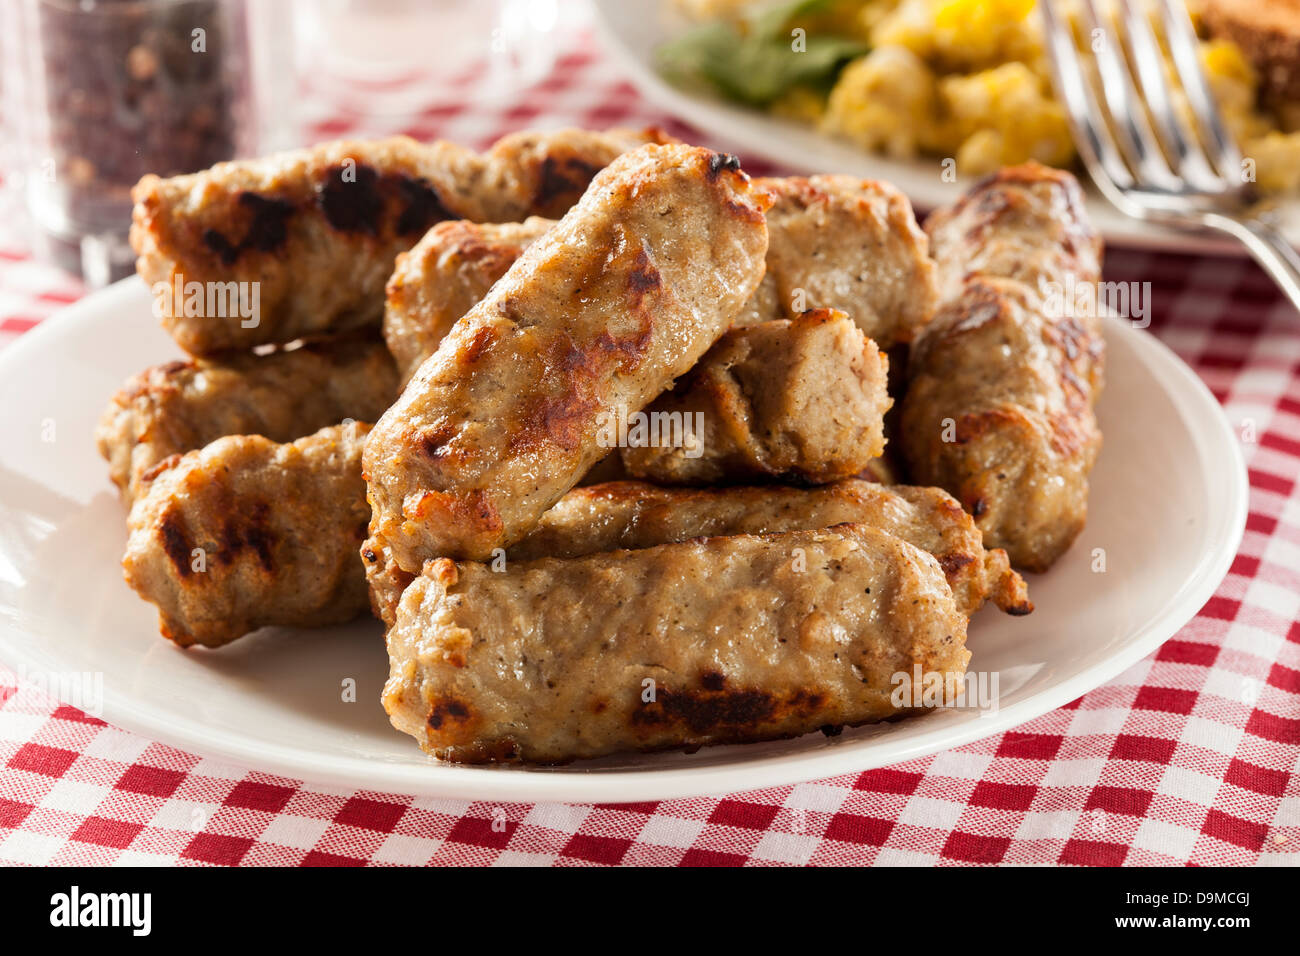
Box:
822;46;941;158
820;0;1072;175
871;0;1043;73
939;63;1075;171
707;0;1300;192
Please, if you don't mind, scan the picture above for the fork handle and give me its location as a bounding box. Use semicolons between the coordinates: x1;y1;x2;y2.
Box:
1206;213;1300;315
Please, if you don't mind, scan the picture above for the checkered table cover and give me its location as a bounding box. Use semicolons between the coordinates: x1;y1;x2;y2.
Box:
1;24;1297;868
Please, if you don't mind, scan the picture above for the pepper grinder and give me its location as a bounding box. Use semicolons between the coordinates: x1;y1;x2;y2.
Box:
2;0;262;286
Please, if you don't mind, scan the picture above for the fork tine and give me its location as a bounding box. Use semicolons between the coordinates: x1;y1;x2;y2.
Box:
1116;0;1223;191
1076;0;1179;191
1155;0;1243;181
1039;0;1135;200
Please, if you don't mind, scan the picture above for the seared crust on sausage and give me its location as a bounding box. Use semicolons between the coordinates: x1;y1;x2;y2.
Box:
362;143;772;568
619;309;890;485
364;479;1030;627
122;423;372;647
96;334;398;503
132;127;674;355
383;524;970;764
382;176;936;385
902;162;1104;572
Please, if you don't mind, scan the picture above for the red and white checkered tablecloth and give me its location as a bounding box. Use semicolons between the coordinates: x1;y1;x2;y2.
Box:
1;25;1297;868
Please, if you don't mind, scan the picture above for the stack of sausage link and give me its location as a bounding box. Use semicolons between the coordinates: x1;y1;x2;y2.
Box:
98;127;674;644
99;128;1103;765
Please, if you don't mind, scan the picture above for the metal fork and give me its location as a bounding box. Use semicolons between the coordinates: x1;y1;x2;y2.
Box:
1040;0;1300;312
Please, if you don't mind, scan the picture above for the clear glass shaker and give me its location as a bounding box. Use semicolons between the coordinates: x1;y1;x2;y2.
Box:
2;0;260;286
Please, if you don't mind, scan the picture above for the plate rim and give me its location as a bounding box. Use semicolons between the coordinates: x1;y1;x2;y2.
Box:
0;280;1249;803
588;0;1299;258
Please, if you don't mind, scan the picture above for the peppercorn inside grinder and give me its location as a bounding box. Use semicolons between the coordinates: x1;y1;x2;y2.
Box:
3;0;257;286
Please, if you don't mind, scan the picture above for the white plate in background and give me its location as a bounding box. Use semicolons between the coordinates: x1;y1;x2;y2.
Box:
591;0;1300;257
0;279;1247;803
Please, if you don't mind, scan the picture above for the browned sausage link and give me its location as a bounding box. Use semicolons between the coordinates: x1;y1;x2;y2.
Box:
382;176;936;386
901;162;1104;572
131;127;675;355
383;524;971;764
364;478;1031;628
744;175;937;343
511;479;1030;616
122;423;373;648
619;309;890;485
924;164;1102;303
96;333;398;503
384;218;554;385
362;143;772;568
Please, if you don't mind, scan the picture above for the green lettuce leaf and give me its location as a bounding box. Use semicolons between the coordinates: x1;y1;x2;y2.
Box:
658;0;867;107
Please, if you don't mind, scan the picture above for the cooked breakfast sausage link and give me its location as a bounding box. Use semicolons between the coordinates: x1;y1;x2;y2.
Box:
122;423;372;648
901;163;1104;572
510;479;1030;616
924;163;1102;304
383;524;971;764
362;143;772;567
131;127;673;355
365;477;1030;627
384;218;554;385
619;309;890;485
382;176;935;385
96;334;398;503
744;175;937;343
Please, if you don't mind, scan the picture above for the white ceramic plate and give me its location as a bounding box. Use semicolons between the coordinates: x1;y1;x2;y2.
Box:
0;279;1246;803
591;0;1300;256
